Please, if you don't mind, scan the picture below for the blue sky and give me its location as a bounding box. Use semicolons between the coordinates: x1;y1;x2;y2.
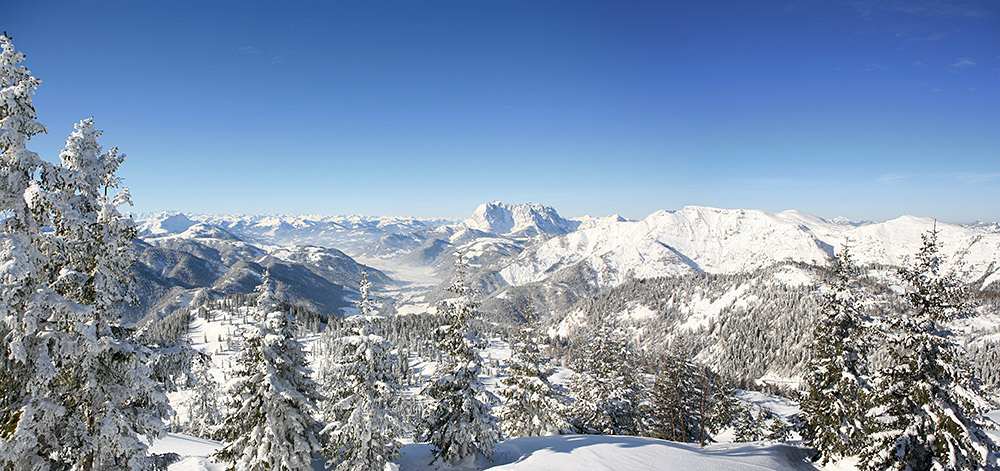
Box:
8;0;999;222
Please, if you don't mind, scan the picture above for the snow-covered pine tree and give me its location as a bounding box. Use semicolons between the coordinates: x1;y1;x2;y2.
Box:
497;300;564;438
0;33;54;469
320;270;404;471
567;322;643;436
215;272;322;471
765;409;790;442
710;388;738;438
862;227;998;471
732;403;764;443
49;118;168;470
185;353;222;440
801;244;871;464
646;353;702;442
417;254;499;466
694;365;719;447
1;61;169;469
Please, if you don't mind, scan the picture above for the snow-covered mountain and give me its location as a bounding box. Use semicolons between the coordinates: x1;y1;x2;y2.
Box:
361;202;583;279
492;206;1000;291
133;203;1000;328
134;212;455;256
137;213;198;236
130;218;396;324
967;221;1000;233
459;201;580;238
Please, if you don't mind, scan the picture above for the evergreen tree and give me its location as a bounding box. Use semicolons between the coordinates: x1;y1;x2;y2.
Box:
765;410;790;442
184;354;222;440
497;301;564;438
50;118;167;470
732;403;764;443
694;365;720;447
215;272;322;471
320;270;404;471
417;255;499;466
567;323;643;436
710;389;738;437
1;58;168;469
802;244;871;464
646;354;702;442
862;227;998;471
0;33;55;469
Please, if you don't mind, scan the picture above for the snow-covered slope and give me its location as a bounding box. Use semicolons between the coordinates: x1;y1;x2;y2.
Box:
844;215;1000;283
132;235;390;323
498;207;832;288
267;245;395;287
545;264;825;384
401;435;816;471
154;433;817;471
572;213;632;230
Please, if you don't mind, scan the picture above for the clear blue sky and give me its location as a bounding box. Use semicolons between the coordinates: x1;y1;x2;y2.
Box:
8;0;999;222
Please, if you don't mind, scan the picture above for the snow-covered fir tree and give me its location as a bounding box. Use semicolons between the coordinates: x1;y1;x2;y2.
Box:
320;270;404;471
764;410;790;442
567;322;643;436
1;45;168;470
47;118;168;470
801;244;871;464
417;254;499;466
731;403;764;443
497;300;564;438
861;227;998;471
215;272;322;471
0;33;54;469
646;353;703;442
710;389;738;439
184;353;222;440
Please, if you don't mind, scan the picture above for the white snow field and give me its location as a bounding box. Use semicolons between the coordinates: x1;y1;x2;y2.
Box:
148;434;224;471
153;433;818;471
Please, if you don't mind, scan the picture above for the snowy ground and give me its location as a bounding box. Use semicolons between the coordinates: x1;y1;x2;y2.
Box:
987;410;1000;444
149;434;224;471
152;433;818;471
734;389;802;420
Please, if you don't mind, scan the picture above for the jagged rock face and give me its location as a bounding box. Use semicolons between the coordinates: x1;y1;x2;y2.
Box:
461;201;580;238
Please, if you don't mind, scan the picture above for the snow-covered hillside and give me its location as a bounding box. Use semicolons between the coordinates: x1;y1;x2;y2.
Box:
545;264;825;385
131;234;388;324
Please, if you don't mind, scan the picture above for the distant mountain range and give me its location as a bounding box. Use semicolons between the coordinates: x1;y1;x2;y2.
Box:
129;202;1000;328
136;212;454;255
